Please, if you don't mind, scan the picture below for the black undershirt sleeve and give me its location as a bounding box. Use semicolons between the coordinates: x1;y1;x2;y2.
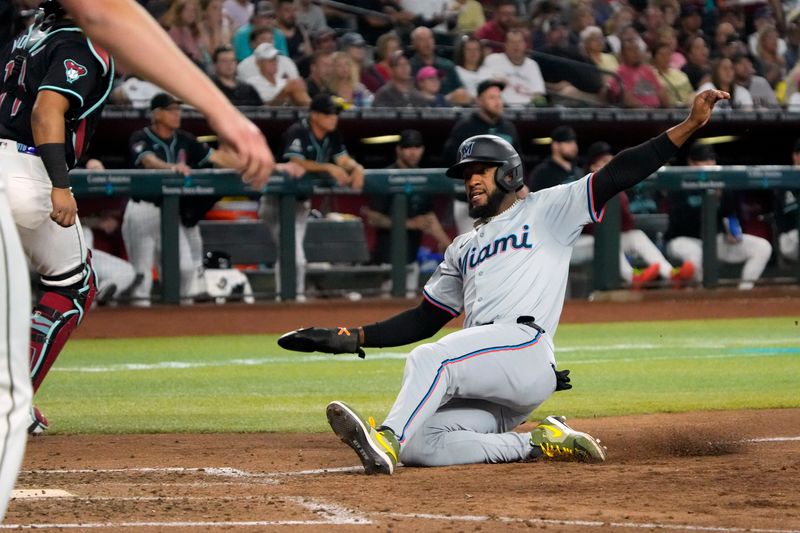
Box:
591;132;679;208
361;298;456;348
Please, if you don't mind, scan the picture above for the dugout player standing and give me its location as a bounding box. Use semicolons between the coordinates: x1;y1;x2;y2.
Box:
0;0;114;439
278;90;729;475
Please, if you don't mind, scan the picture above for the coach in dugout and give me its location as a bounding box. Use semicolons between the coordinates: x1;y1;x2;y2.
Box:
259;93;364;302
122;93;242;306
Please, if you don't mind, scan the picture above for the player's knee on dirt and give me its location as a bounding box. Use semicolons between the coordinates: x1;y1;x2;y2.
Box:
30;257;97;391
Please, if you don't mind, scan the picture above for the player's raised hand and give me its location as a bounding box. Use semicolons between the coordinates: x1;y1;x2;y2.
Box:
689;89;730;129
50;188;78;228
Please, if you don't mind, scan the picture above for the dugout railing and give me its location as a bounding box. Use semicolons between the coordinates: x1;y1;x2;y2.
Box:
69;167;800;303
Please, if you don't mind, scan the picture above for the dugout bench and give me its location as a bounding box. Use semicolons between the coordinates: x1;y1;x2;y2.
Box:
199;218;391;298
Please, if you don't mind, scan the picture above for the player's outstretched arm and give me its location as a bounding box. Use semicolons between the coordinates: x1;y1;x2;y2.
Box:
591;89;729;208
60;0;275;189
278;300;456;357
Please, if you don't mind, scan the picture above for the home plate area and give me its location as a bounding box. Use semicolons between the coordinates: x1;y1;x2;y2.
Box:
5;410;800;532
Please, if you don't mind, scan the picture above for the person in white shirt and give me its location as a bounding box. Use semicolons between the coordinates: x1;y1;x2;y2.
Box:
247;43;311;105
237;31;300;81
480;29;546;106
223;0;255;31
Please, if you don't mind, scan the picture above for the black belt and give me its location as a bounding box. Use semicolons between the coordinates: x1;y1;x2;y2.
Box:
485;316;545;334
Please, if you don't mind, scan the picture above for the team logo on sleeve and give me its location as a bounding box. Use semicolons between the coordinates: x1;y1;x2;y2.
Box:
64;59;88;83
459;141;474;161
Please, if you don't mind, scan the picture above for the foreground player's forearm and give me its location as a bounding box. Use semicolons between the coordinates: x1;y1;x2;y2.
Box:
360;299;454;348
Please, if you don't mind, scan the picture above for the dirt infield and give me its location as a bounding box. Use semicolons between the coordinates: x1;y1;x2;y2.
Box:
8;290;800;531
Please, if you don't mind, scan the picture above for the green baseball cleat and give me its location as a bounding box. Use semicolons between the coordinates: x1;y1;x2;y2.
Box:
530;415;607;463
326;401;400;475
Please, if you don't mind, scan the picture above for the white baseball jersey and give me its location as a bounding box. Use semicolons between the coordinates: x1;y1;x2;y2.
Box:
423;174;604;338
380;174;605;466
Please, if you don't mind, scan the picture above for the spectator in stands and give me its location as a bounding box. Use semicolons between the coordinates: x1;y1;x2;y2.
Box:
295;0;327;34
339;32;371;94
237;28;300;81
162;0;208;70
295;26;337;78
567;4;596;49
447;0;485;34
747;7;786;62
536;16;606;104
652;42;694;107
580;25;618;75
711;22;738;60
372;50;430;107
304;51;334;98
614;38;669;109
362;129;452;297
638;6;665;51
681;35;711;89
454;34;488;99
275;0;310;60
677;3;704;49
248;42;312;106
348;0;415;45
416;66;448;107
199;0;233;64
655;26;686;70
775;140;800;261
732;52;779;109
232;3;288;61
605;8;639;55
326;51;373;107
525;125;582;193
697;57;753;111
123;93;244;306
474;0;517;53
222;0;253;31
362;31;401;93
210;45;263;106
753;25;786;88
664;143;772;290
481;29;546;107
261;94;365;301
409;27;471;105
442;79;519;234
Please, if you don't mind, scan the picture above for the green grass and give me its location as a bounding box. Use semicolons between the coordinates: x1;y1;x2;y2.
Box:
37;316;800;434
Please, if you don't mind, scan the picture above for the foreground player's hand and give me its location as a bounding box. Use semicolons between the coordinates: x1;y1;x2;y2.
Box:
689;89;730;129
278;327;365;358
210;111;275;190
50;188;78;227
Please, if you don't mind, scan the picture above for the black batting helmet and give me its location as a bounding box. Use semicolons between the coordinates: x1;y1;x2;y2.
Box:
37;0;67;29
445;135;524;192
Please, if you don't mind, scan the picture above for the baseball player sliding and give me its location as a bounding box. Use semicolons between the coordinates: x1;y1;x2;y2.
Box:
279;90;730;474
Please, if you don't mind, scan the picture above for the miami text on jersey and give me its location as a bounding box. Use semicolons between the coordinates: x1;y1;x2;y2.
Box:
458;225;533;274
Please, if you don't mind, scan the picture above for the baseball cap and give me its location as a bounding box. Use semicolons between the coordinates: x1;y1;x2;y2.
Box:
253;42;279;61
551;125;577;143
476;79;506;96
416;66;440;82
254;0;274;17
398;129;424;148
310;93;343;114
586;141;613;166
339;32;366;48
688;142;716;162
150;92;182;110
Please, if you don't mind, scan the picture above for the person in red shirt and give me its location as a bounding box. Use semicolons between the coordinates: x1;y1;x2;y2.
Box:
615;38;670;108
474;0;518;53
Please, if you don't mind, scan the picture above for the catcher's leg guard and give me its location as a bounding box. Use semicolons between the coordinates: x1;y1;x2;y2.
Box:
30;253;97;392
